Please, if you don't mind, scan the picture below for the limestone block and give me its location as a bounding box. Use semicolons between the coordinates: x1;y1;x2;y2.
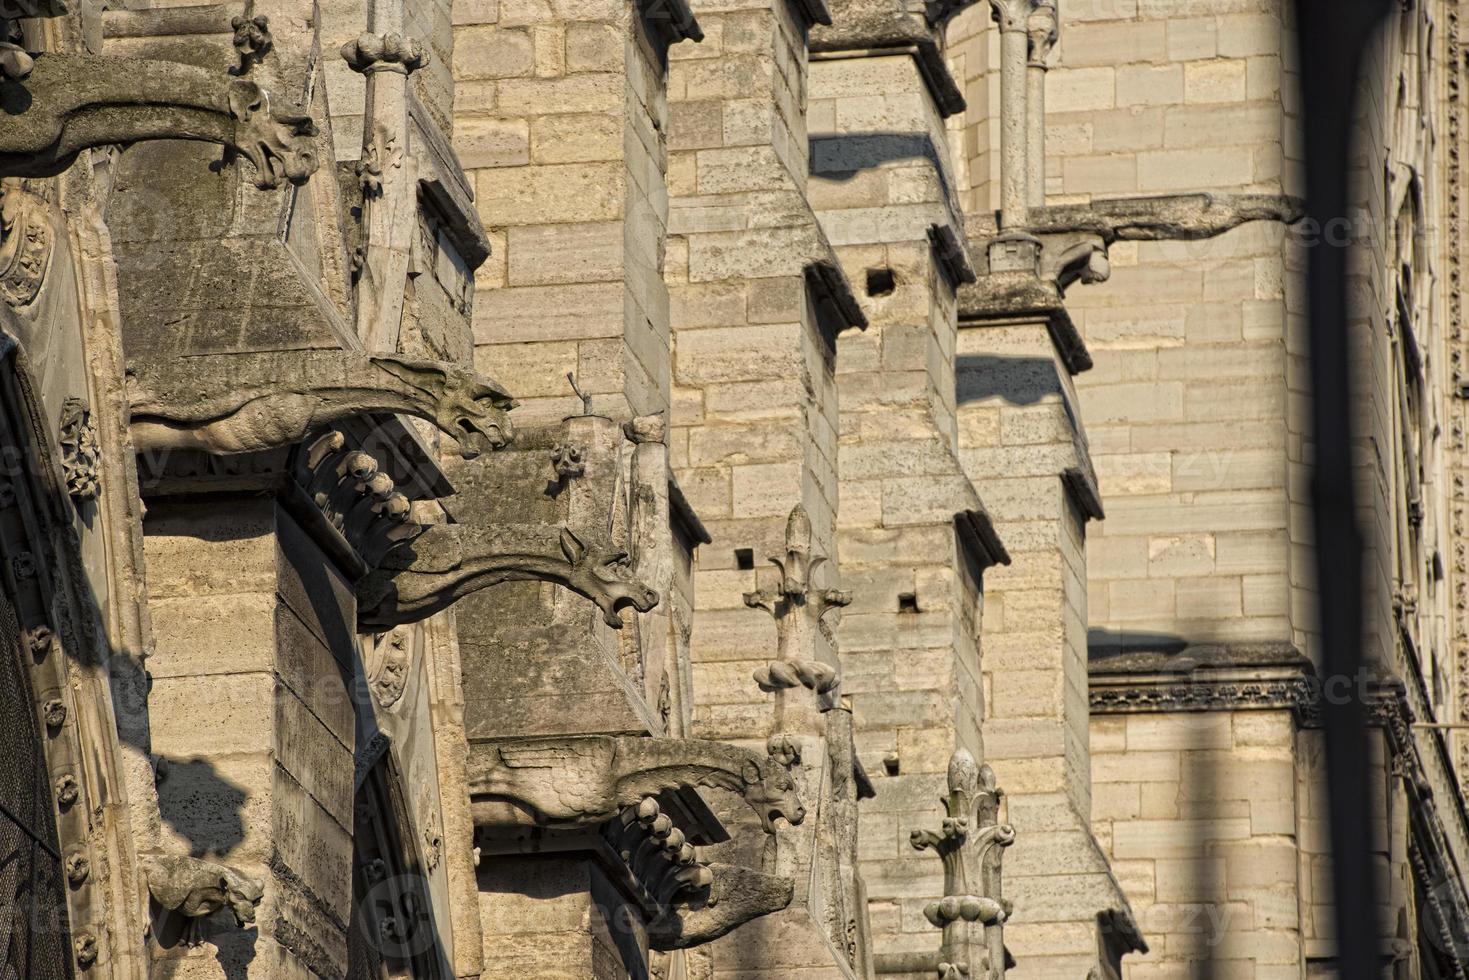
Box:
1062;20;1168;68
565;22;624;72
1174;575;1243;619
476;161;626;224
454;25;536;79
529;112;623;163
1112;818;1252;859
1165;103;1279;149
474;282;625;343
1047;67;1117;114
507;221;624;286
1092;454;1171;497
1167;17;1219;61
148;592;276;679
1117;64;1183;108
455;116;532;167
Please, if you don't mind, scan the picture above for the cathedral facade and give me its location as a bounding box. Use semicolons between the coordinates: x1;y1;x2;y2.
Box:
0;0;1465;978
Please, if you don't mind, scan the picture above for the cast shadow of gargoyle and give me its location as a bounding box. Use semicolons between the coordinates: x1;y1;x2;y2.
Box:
154;757;251;861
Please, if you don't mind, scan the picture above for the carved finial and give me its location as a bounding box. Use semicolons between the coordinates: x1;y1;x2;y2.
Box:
911;750;1015;980
948;748;980;799
743;503;850;707
341;32;429;75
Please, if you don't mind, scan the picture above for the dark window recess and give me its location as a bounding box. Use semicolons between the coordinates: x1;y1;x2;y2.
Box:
735;548;755;570
882;754;900;776
898;593;920;614
866;268;896;296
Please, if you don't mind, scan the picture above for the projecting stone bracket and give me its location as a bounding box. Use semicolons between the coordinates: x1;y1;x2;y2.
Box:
466;734;808;834
357;522;659;630
0;53;319;188
126;349;515;459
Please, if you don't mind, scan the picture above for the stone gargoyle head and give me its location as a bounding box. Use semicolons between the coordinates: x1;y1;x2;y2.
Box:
740;755;806;832
225;79;318;189
223;874;266;927
560;527;660;627
144;854;266;931
375;357;515;458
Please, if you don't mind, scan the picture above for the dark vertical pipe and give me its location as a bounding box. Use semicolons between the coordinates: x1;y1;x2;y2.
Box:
1294;0;1391;976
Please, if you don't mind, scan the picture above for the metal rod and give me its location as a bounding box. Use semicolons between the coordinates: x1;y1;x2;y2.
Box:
0;795;61;862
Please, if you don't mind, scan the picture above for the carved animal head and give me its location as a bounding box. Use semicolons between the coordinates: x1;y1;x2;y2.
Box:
559;527;660;627
225;80;319;189
374;357;515;459
740;757;806;832
222;870;265;927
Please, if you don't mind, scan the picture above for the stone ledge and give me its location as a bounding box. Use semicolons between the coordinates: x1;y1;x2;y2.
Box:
956;271;1092;374
809;36;965;117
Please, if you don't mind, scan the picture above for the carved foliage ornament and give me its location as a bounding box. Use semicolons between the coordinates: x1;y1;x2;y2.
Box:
0;178;52;307
58;396;99;503
341;33;429;75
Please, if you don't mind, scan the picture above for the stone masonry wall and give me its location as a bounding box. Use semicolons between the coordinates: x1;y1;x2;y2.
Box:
806;46;996;965
665;0;846;738
1090;709;1304;980
1040;1;1309;656
144;498;357;979
454;0;676;422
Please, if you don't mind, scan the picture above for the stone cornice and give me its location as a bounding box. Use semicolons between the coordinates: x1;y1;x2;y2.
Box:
806;260;869;331
956;271;1092;374
1088;641;1318;718
809;23;966;117
956;508;1010;573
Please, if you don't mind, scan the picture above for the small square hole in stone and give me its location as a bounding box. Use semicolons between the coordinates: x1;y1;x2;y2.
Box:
735;548;755;570
898;592;920;614
866;267;896;296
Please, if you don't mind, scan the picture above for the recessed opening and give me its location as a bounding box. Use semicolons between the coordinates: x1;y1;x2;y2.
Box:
882;753;900;776
866;267;896;296
898;592;920;614
735;548;755;570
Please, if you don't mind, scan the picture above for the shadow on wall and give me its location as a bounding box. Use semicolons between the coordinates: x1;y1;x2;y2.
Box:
957;352;1089;456
809;131;959;209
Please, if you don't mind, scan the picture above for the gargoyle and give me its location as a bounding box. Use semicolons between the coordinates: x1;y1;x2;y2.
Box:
144;854;264;946
468;735;807;833
0;53;317;188
127;350;514;458
357;524;658;630
648;863;794;950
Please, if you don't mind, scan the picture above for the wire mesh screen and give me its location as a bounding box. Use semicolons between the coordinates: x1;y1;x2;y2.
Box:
0;589;72;980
